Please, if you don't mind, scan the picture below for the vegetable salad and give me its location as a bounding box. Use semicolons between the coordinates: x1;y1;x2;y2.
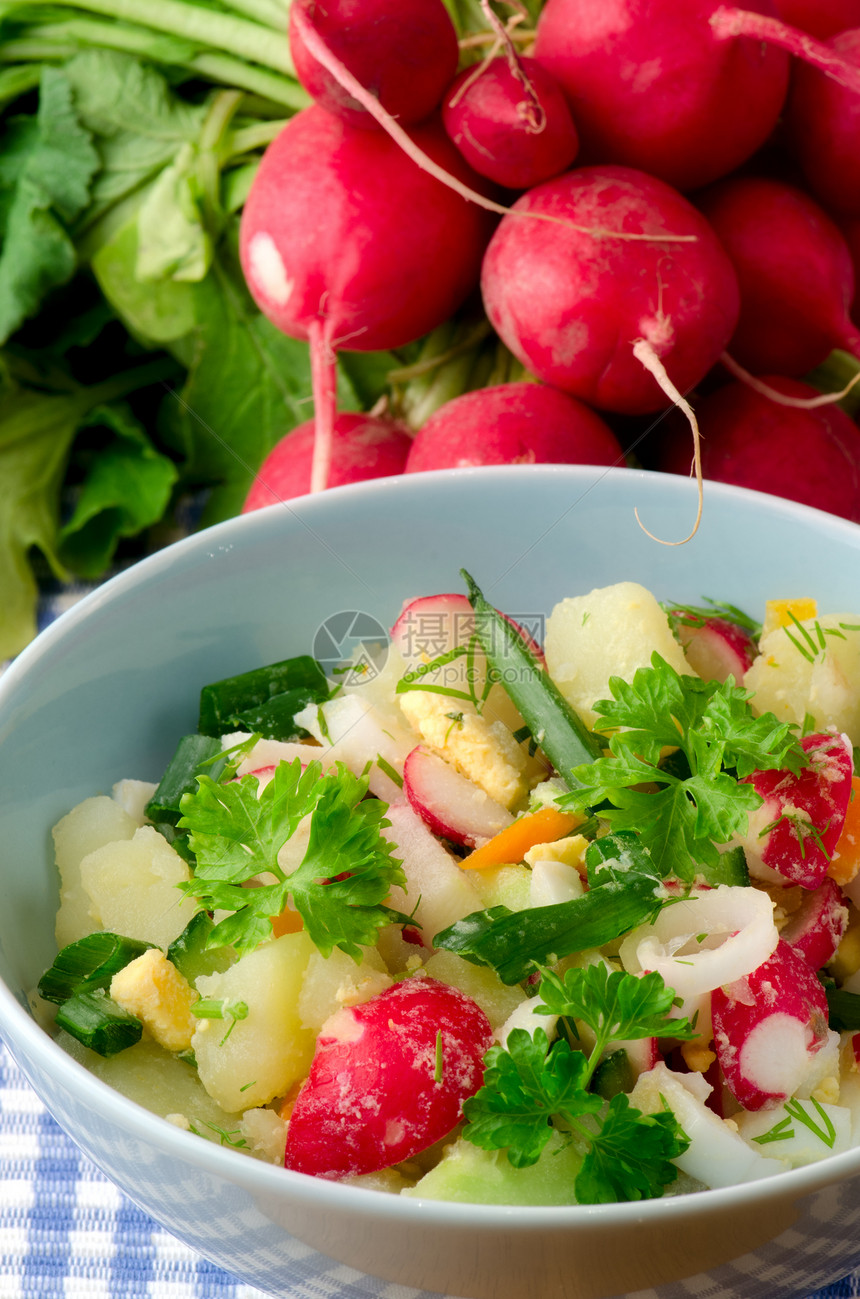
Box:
37;577;860;1204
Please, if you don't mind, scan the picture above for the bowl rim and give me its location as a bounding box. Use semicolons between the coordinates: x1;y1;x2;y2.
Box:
4;463;860;1230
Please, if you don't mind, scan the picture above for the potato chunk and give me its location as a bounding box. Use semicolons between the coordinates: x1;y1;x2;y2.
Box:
54;796;139;947
744;614;860;745
79;825;198;949
545;581;690;730
192;932;316;1113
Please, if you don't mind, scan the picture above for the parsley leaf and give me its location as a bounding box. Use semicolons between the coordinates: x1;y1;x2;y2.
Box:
561;654;806;882
534;964;698;1046
463;1029;599;1168
577;1094;689;1203
462;967;692;1203
178;758;407;958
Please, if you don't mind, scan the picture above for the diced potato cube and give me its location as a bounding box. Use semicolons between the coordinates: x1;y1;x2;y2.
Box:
421;949;525;1030
79;825;199;949
545;582;690;730
239;1107;288;1164
54;796;139;948
744;614;860;745
298;946;391;1031
193;931;317;1112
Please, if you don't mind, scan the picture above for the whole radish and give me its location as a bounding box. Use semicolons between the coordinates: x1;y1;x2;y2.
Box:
404;382;623;472
533;0;860;192
239;106;494;492
786;29;860;216
288;0;459;129
242;413;411;511
442;57;579;190
697;176;860;375
480;165;740;415
775;0;860;39
652;376;860;520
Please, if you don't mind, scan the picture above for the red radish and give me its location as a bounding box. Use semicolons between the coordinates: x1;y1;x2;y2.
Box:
288;0;458;129
480;165;740;415
698;176;860;375
786;29;860;216
383;801;485;943
404;382;624;473
242;413;411;510
391;592;545;667
534;1;860;192
711;938;836;1110
284;977;493;1177
442;57;579;190
780;877;850;968
775;0;860;38
652;377;860;522
403;745;514;847
738;732;854;889
674;614;758;684
238;106;494;492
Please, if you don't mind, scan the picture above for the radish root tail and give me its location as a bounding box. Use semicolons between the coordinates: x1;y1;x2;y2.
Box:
721;351;860;407
308;318;337;494
290;5;696;244
632;338;704;545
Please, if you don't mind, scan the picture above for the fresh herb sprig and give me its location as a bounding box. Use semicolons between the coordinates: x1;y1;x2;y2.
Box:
178;757;409;958
559;654;807;881
462;964;693;1203
663;598;761;638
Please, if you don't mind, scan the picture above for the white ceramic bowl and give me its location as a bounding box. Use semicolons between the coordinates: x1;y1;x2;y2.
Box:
2;466;860;1299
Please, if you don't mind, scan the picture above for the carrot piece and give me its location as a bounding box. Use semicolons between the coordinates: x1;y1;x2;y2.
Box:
460;805;580;870
829;776;860;886
271;906;305;938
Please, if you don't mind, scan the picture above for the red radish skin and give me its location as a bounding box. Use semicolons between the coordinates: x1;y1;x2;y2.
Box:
533;0;790;191
480;165;740;415
739;732;854;889
242;413;411;510
391;592;546;667
775;0;860;38
442;57;579;190
697;176;860;375
711;938;835;1110
404;383;624;473
403;745;514;847
238;106;494;491
653;377;860;522
675;615;758;684
786;30;860;217
780;877;850;969
535;1;860;192
283;977;493;1178
288;0;459;129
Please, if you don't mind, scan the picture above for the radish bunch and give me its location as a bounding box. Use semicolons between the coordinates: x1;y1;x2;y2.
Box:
238;0;860;522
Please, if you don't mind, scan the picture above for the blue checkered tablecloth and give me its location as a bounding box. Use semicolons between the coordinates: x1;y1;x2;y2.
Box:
3;581;860;1298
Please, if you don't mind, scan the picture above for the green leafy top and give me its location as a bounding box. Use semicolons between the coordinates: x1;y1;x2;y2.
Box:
462;964;694;1203
177;757;408;958
663;597;760;639
560;654;806;881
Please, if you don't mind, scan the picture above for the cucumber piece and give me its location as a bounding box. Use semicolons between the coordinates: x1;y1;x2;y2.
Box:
592;1048;635;1100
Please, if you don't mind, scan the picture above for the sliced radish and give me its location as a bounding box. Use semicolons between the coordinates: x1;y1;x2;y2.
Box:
711;938;838;1111
382;801;482;944
403;745;513;847
293;694;415;803
780;876;849;969
674;614;757;684
738;732;854;889
391;592;545;669
284;976;493;1178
